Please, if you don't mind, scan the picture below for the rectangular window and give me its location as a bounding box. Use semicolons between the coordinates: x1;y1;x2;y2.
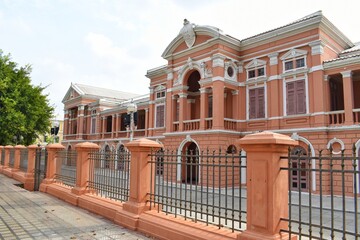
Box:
249;87;265;119
91;117;96;134
286;80;306;115
208;95;213;118
106;116;112;132
156;91;166;99
296;58;305;68
156;105;165;128
257;67;265;76
248;70;255;78
285;61;293;71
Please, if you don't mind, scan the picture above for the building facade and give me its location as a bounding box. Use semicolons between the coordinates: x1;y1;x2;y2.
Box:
62;11;360;193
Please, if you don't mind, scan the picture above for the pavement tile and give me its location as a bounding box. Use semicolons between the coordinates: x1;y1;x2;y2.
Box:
0;174;151;240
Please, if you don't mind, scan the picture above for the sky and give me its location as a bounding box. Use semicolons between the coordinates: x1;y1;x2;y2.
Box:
1;0;360;120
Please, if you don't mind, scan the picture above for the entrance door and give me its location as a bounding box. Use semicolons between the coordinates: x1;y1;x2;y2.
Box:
182;142;199;184
34;147;47;191
290;146;309;191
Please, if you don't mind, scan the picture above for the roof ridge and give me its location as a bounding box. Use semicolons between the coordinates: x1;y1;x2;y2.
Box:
74;83;140;95
241;10;322;42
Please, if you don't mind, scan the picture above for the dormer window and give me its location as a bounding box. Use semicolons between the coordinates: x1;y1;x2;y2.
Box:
245;59;266;80
281;49;307;73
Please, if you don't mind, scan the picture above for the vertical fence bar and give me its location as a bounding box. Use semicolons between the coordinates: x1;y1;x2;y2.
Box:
341;149;346;239
319;150;324;239
353;144;358;240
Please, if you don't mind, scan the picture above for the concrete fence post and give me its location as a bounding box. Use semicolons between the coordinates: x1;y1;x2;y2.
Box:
41;143;65;185
237;131;297;240
115;138;161;229
0;146;4;172
4;145;13;168
24;145;38;191
71;142;100;195
13;145;25;171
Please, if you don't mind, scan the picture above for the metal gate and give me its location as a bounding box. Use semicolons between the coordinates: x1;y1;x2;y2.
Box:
34;147;47;191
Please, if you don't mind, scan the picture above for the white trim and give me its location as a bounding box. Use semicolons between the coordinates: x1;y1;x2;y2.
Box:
309;65;323;72
309;40;325;55
355;139;360;193
280;49;308;60
326;138;345;154
341;70;352;78
290;132;316;191
268;52;279;66
177;136;201;182
212;76;225;82
268;75;281;81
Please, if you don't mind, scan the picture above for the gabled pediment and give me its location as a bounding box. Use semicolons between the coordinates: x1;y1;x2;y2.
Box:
280;49;308;60
245;59;267;69
161;20;230;59
154;84;166;91
62;83;83;103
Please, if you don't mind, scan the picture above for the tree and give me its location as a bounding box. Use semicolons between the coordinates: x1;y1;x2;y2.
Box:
0;51;54;146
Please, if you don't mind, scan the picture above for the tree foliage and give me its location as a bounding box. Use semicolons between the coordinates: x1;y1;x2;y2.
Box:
0;51;53;146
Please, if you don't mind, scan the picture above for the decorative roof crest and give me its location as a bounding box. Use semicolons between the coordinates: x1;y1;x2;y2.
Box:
180;19;196;48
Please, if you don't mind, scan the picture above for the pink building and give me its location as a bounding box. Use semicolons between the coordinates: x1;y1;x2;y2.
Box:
63;11;360;193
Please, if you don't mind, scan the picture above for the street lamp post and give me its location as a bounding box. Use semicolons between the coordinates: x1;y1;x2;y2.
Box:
51;120;60;143
127;101;137;142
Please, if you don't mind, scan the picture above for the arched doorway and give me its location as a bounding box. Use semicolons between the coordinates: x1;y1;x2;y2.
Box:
181;142;199;184
290;146;309;191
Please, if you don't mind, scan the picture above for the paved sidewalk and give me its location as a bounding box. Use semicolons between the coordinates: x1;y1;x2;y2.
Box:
0;174;151;240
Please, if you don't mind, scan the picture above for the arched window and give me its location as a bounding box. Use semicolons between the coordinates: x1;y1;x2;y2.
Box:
226;145;237;154
290;146;309;191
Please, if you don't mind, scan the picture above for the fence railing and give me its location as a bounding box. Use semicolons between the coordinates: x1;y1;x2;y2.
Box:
54;150;77;187
9;148;15;168
88;150;131;202
148;149;247;232
280;146;360;239
19;149;28;172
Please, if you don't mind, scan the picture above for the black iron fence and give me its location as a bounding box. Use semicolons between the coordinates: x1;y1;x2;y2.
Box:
54;150;77;187
88;149;131;202
148;148;247;232
280;145;360;239
34;148;47;191
19;149;28;172
9;148;15;167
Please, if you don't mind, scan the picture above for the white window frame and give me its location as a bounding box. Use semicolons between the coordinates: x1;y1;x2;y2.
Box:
280;49;307;73
155;85;166;99
246;83;267;120
244;59;267;81
282;76;309;116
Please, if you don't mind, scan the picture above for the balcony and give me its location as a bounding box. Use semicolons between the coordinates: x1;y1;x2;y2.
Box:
327;110;345;125
224;118;237;131
353;109;360;123
183;119;200;131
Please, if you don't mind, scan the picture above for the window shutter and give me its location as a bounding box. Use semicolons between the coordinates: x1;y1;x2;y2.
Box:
156;105;165;127
287;82;295;115
249;89;256;119
296;80;306;114
258;88;265;118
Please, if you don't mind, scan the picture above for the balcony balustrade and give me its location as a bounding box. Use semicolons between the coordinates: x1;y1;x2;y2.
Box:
183;119;200;131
